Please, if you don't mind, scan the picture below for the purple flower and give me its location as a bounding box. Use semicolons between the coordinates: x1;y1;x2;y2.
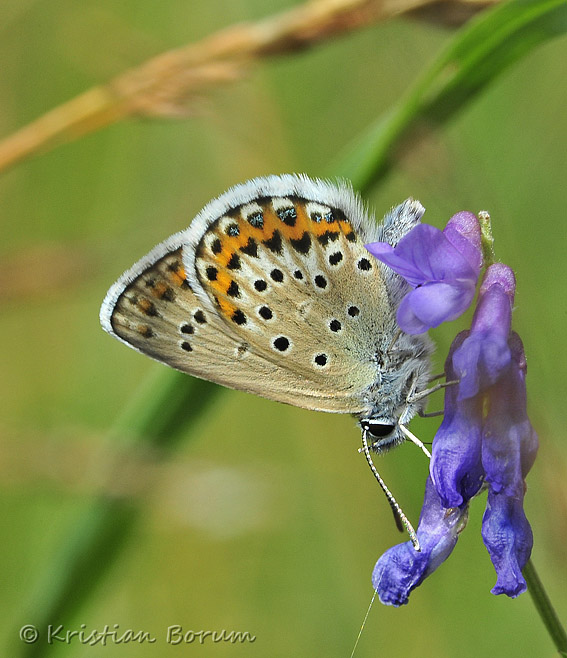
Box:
434;264;538;596
374;263;538;604
482;489;533;597
430;265;517;506
480;330;538;596
429;332;485;508
366;211;482;334
373;477;469;606
452;265;515;399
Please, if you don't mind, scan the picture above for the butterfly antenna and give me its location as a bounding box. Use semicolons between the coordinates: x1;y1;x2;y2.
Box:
361;428;420;551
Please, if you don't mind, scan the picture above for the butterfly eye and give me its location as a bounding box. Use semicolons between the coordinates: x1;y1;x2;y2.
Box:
361;420;396;439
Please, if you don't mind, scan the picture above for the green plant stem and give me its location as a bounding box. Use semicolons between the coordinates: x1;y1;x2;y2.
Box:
524;559;567;657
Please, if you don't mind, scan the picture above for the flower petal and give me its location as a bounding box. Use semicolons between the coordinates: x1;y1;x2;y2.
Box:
482;489;533;597
443;211;482;274
365;234;432;287
430;333;484;507
451;266;516;399
396;293;431;334
367;215;482;334
452;331;512;400
469;276;513;337
480;262;516;299
397;280;477;335
366;224;478;287
430;397;484;507
508;333;539;477
480;329;538;497
373;478;468;606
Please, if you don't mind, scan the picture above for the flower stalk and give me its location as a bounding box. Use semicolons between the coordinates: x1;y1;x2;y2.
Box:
523;560;567;657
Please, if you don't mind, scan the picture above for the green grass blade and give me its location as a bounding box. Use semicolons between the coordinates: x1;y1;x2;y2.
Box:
333;0;567;191
13;371;218;658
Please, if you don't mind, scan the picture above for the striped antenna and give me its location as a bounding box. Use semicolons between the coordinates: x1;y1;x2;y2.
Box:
360;428;420;551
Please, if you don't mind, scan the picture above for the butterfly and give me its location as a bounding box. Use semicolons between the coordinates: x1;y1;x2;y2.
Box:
100;174;434;543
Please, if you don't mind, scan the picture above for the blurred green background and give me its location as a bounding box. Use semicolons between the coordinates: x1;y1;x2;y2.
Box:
1;1;566;656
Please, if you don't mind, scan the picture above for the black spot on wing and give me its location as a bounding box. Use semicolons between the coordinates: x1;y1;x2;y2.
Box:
227;253;241;270
232;309;247;325
276;206;297;226
227;280;241;298
317;231;339;246
263;230;283;255
328;251;343;266
240;238;259;258
290;232;312;255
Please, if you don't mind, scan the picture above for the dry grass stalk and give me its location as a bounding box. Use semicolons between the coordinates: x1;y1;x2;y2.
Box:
0;0;497;173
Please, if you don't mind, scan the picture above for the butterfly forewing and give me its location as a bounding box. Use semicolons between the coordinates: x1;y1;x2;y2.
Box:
188;193;398;412
101;176;425;416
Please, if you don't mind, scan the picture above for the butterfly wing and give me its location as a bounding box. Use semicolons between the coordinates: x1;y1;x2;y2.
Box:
101;175;425;416
100;241;292;397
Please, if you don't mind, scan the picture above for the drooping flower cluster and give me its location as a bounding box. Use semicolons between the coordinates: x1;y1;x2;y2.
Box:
366;212;538;606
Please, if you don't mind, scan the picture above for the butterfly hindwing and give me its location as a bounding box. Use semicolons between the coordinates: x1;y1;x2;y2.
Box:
101;242;287;391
